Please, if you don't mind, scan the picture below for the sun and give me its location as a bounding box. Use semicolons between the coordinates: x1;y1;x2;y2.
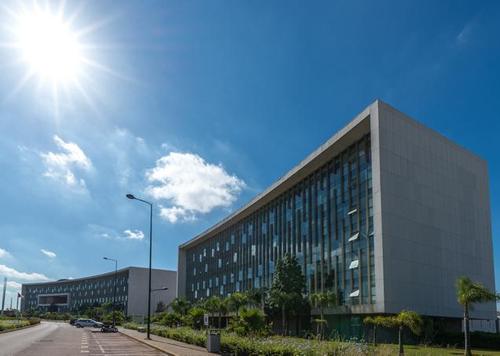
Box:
1;1;116;114
14;7;82;84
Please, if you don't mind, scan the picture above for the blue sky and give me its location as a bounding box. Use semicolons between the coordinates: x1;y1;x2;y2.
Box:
0;0;499;307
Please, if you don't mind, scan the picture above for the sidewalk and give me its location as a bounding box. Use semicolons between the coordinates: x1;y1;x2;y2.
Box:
118;327;218;356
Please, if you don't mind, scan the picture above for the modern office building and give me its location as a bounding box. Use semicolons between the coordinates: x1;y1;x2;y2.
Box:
21;267;177;317
178;100;496;332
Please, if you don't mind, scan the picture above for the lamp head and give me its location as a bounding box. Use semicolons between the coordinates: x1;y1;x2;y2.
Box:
126;194;135;200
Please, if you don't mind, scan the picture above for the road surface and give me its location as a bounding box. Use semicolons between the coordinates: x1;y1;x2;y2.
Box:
0;321;166;356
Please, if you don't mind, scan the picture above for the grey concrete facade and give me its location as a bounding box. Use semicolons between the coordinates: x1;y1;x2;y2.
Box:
22;266;177;317
127;267;177;317
178;100;495;321
373;102;495;319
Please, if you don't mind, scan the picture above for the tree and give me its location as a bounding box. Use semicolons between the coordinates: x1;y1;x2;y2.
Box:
310;291;337;339
230;307;267;336
456;276;499;356
203;296;227;328
155;301;167;313
246;288;267;311
381;311;423;356
227;292;249;318
168;297;191;316
364;315;390;346
269;254;306;335
187;307;205;329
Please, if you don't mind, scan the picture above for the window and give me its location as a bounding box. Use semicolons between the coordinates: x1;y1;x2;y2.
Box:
233;252;237;263
349;260;359;269
218;259;222;268
348;232;359;242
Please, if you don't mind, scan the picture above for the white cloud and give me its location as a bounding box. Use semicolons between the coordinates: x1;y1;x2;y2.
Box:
7;281;22;290
0;264;49;281
40;249;56;258
0;248;12;259
88;224;145;242
40;135;92;189
123;229;144;240
146;152;245;223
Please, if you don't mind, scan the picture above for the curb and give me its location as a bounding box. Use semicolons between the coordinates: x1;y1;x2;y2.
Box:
0;322;40;334
118;329;178;356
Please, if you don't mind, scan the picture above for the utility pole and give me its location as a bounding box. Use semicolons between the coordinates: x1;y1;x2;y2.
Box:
1;277;6;315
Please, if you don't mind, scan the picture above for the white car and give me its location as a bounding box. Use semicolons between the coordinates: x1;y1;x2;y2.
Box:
74;319;103;328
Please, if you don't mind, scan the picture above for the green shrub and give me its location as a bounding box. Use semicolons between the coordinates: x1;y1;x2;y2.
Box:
185;307;205;329
229;307;267;336
0;320;31;331
102;311;125;325
159;312;182;327
122;323;368;355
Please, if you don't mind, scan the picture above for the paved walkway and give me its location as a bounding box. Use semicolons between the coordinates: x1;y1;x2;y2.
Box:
118;327;218;356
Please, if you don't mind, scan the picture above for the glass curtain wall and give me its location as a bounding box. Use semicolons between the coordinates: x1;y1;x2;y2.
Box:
186;134;374;306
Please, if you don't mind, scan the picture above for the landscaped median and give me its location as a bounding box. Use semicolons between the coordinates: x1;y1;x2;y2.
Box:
0;318;40;333
123;323;500;356
123;322;369;355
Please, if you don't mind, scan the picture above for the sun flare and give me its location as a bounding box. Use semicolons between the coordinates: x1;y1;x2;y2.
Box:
1;1;116;114
15;8;82;84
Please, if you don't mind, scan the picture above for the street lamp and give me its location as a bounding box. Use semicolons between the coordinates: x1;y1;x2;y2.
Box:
152;287;168;292
103;257;117;328
126;193;153;340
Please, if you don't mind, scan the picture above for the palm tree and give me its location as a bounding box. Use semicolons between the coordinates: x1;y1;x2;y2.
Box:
388;310;423;356
227;292;248;318
456;276;499;356
168;297;191;316
203;296;225;328
310;291;337;339
363;315;386;346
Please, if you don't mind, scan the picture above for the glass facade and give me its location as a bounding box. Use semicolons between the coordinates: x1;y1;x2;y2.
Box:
185;134;374;306
22;270;129;314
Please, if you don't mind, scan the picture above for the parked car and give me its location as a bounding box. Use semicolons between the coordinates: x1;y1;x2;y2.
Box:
74;319;103;328
69;318;77;325
101;324;118;333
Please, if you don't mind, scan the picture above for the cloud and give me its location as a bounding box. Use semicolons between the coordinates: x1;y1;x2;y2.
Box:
0;264;49;281
88;224;145;242
7;281;22;290
0;248;12;259
40;249;56;258
123;229;144;240
146;152;245;223
40;135;92;189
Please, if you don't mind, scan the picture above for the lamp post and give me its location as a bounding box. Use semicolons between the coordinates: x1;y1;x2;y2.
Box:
126;193;153;340
103;257;118;328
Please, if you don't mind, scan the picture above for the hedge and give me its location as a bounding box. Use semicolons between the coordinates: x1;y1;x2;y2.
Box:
124;323;370;355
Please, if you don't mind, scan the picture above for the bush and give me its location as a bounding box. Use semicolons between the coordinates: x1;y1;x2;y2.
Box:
159;312;182;327
229;307;267;336
433;331;500;350
185;307;205;329
0;320;32;331
102;311;125;325
122;323;368;355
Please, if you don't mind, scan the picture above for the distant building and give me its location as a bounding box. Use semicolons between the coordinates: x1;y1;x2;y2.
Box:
21;267;176;317
178;100;496;334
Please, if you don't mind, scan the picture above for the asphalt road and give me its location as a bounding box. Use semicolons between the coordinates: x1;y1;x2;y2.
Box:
0;321;166;356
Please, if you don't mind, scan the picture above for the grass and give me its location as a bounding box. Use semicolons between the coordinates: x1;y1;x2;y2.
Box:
123;322;500;356
0;320;31;331
373;344;500;356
